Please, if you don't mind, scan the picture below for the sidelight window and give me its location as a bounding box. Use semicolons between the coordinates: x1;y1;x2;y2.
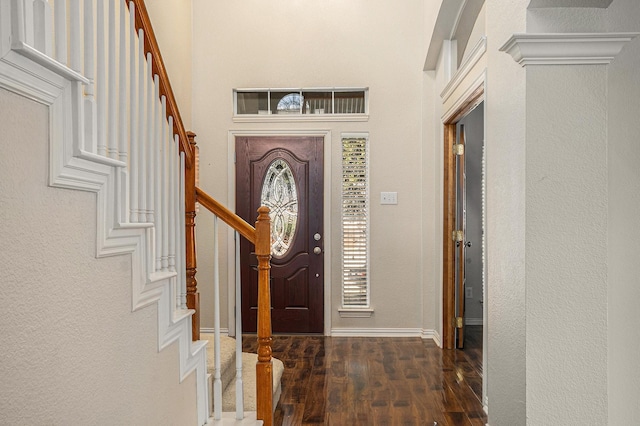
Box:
341;134;369;308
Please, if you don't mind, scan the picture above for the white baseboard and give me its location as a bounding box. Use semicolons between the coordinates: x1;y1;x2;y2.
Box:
330;327;422;337
421;329;442;347
465;318;483;326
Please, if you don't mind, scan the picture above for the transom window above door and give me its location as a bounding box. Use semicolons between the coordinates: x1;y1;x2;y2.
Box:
234;88;368;121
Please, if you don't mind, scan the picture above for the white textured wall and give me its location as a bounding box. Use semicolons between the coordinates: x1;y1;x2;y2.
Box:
192;0;426;332
606;0;640;423
145;0;193;129
523;6;611;425
526;64;608;425
0;88;197;425
460;3;486;65
484;0;528;424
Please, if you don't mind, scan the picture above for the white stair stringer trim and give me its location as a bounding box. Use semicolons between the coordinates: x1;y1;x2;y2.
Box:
0;18;210;426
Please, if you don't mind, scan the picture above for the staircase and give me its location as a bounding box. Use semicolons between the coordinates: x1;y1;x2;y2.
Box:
0;1;279;424
202;335;284;415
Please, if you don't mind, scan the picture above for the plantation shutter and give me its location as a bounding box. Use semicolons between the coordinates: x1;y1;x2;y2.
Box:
341;136;369;307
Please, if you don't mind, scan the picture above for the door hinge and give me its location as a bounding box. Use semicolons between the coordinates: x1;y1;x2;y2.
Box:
453;143;464;156
455;316;463;328
452;230;463;242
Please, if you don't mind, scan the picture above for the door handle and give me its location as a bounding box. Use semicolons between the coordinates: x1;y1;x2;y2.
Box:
313;247;322;255
465;241;472;248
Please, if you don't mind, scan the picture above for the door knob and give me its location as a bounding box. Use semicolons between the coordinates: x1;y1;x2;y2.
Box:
313;247;322;255
465;241;472;248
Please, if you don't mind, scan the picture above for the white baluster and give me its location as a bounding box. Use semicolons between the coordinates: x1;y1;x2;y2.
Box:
83;0;96;154
143;52;155;223
161;97;170;272
23;0;35;47
118;0;127;163
95;0;106;156
137;29;146;222
54;0;66;65
168;117;176;274
235;230;244;418
107;0;117;159
154;76;162;272
69;0;81;72
146;55;155;226
179;149;187;309
128;2;138;223
213;216;222;420
175;149;187;309
33;0;52;56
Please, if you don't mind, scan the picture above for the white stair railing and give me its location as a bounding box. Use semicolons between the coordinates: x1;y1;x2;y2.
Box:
2;0;208;423
207;216;245;420
4;1;275;423
14;0;187;304
195;188;274;423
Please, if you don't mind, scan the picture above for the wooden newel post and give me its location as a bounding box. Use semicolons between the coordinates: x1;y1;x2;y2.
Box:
185;131;199;342
255;206;273;426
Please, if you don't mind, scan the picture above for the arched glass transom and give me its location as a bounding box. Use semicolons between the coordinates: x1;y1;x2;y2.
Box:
261;159;298;257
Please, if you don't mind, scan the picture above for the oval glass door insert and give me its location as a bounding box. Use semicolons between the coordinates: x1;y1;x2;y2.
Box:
261;158;298;257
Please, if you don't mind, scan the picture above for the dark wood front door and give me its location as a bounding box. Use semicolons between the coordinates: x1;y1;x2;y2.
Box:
236;136;324;333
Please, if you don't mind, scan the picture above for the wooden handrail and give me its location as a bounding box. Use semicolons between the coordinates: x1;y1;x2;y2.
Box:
195;187;257;244
124;0;194;168
196;187;274;424
123;2;274;419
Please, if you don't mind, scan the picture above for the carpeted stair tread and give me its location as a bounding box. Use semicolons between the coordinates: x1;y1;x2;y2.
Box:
201;333;237;394
221;352;284;412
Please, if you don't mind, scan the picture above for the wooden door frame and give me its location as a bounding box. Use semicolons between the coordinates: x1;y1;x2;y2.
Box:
442;86;484;350
226;129;333;336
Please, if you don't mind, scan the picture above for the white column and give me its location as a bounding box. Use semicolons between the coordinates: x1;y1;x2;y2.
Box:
500;32;638;425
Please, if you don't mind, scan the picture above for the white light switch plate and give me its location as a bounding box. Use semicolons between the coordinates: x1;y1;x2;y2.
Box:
380;192;398;205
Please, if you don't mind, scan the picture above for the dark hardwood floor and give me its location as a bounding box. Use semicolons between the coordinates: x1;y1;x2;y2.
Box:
242;326;485;425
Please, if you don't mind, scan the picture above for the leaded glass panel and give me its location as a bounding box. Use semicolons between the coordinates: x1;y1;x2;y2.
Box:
261;159;298;257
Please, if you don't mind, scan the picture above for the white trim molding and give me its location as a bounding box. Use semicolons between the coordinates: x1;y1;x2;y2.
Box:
338;307;374;318
226;129;333;337
500;32;640;66
200;327;230;335
233;114;369;124
422;329;442;347
442;70;486;123
441;36;487;103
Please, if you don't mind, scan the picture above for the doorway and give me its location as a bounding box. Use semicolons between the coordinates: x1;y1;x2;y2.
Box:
443;89;485;350
457;104;484;343
235;136;324;333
